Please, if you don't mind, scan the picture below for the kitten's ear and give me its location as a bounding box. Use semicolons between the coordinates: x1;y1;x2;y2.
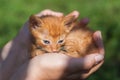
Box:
29;15;41;29
64;11;79;31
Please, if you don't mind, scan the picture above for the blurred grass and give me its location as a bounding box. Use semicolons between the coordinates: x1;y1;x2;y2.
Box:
0;0;120;80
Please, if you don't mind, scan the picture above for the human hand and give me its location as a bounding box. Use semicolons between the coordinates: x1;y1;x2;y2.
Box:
12;25;104;80
11;30;104;80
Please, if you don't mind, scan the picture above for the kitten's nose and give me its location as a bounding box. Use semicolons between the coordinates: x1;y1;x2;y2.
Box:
52;49;59;53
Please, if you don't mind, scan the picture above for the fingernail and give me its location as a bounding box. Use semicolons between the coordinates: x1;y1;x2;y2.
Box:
97;31;102;40
95;55;104;64
98;31;102;39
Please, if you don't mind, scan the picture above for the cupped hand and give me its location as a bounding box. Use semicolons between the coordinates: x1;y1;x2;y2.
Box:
11;53;103;80
11;30;104;80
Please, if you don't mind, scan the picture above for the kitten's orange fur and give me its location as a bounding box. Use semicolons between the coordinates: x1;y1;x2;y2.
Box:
29;11;99;58
62;19;99;57
29;12;77;58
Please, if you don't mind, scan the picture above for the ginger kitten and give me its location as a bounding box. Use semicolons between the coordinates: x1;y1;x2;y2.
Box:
28;12;78;58
62;18;99;57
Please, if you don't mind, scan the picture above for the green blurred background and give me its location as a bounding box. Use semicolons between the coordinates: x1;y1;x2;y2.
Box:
0;0;120;80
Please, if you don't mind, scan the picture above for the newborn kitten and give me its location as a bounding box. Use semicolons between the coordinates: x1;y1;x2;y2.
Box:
62;18;99;57
28;11;78;58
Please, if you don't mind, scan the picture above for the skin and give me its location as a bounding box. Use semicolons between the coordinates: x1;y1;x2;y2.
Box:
0;9;104;80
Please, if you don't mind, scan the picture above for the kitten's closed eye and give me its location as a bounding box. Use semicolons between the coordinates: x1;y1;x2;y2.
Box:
57;40;64;44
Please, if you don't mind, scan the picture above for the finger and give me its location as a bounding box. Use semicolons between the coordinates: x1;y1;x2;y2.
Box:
80;61;104;79
66;53;104;74
35;9;52;16
79;18;89;26
93;31;105;55
35;9;63;17
62;72;84;80
64;61;103;80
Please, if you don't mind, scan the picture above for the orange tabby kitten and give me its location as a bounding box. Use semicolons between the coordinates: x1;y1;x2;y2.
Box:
62;18;99;57
29;12;78;58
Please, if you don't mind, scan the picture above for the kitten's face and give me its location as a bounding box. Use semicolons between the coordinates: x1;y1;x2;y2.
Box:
33;27;66;53
29;14;77;53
